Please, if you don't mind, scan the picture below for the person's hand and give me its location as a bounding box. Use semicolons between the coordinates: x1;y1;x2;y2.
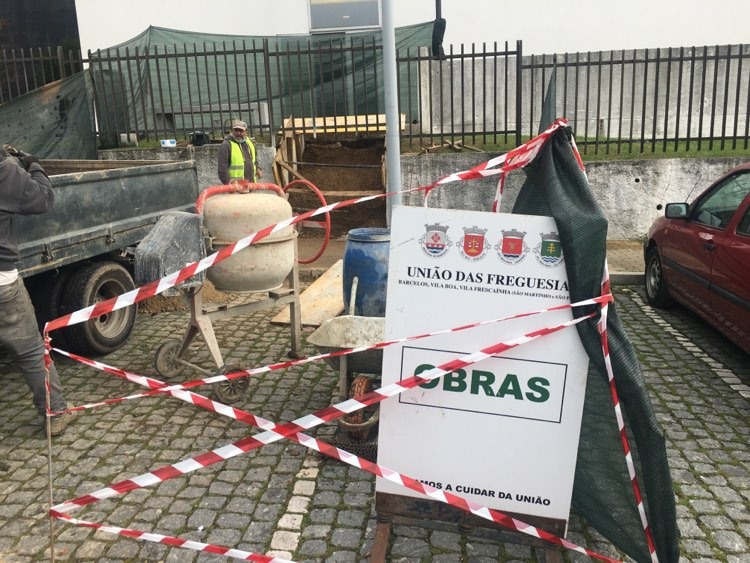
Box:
19;154;40;170
256;167;264;179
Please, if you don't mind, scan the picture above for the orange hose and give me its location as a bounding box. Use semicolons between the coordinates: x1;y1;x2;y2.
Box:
283;179;331;265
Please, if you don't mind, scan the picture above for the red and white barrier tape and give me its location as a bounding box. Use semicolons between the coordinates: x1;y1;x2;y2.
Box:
52;312;592;512
50;350;278;428
49;510;288;563
43;195;374;334
420;118;571;210
486;119;657;561
598;264;659;562
41;117;656;561
491;120;585;211
51;313;622;562
50;294;613;413
42;120;572;338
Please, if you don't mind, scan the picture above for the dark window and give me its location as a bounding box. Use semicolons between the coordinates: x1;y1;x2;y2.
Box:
737;208;750;236
692;173;750;229
309;0;381;32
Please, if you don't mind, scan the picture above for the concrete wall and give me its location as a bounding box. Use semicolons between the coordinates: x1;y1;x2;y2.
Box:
399;153;747;240
98;145;745;241
98;143;277;192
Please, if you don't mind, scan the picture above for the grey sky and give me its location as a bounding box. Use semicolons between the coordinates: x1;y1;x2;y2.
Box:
75;0;750;55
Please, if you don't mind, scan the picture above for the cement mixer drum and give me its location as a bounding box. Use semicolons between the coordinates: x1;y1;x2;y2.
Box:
203;191;296;292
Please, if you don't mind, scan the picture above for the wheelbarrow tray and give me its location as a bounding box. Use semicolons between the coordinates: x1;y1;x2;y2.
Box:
308;315;385;374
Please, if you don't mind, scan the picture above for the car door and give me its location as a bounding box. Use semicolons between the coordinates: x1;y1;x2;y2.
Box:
709;190;750;352
660;191;720;316
663;171;750;319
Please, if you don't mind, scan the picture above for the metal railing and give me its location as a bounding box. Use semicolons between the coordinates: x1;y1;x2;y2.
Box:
4;40;750;156
81;38;522;149
398;41;523;150
0;47;83;104
87;40;272;146
522;45;750;155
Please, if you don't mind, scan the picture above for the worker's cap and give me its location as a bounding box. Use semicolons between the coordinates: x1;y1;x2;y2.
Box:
232;120;247;131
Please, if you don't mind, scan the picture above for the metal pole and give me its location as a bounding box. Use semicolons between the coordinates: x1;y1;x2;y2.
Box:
382;0;402;210
436;0;442;19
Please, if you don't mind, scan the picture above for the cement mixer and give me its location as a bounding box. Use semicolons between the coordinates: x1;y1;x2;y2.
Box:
145;182;317;404
200;183;297;292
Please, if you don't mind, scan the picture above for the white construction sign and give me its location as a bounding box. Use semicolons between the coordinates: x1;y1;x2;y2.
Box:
376;206;590;524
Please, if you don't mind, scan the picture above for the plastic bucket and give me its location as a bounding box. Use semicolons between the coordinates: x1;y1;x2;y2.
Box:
343;228;390;317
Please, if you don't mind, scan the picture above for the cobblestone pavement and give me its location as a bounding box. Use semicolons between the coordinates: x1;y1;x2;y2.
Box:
0;283;748;562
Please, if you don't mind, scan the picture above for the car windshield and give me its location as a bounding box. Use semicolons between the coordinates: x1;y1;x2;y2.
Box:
691;172;750;228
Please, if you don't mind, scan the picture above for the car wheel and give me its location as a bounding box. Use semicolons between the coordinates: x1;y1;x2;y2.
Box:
645;247;675;308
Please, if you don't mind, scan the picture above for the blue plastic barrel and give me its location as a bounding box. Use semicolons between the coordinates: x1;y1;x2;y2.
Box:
343;228;390;317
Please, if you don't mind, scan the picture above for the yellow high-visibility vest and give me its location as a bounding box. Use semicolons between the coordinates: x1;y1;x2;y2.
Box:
228;139;257;181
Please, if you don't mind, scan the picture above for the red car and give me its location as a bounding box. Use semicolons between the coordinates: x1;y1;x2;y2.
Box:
644;163;750;354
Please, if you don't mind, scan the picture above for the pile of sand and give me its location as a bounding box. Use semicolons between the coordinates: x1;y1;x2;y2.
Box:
138;281;242;314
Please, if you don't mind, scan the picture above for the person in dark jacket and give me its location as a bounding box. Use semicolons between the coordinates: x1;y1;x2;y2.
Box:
0;147;77;436
217;119;263;184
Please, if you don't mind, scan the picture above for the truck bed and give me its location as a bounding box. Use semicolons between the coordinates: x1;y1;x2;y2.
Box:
16;159;199;277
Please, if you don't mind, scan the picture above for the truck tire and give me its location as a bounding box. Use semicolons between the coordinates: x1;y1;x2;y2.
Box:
59;261;137;356
27;269;73;350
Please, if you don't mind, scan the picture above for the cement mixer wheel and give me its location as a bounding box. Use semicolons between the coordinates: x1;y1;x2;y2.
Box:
344;375;377;441
212;363;250;404
154;340;190;378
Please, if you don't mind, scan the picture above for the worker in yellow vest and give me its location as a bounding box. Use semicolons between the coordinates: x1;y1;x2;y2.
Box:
217;119;263;184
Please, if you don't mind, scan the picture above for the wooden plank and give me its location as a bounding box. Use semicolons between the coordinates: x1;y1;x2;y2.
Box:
271;260;344;327
275;155;311;183
282;114;406;134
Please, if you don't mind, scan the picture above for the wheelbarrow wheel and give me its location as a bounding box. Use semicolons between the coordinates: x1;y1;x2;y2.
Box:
154;340;190;378
345;375;377;441
212;364;249;404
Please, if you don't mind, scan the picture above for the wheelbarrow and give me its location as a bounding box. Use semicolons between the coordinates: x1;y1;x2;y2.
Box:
308;314;384;441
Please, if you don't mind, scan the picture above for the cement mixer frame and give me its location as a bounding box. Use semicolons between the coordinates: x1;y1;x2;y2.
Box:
151;182;330;403
153;258;302;403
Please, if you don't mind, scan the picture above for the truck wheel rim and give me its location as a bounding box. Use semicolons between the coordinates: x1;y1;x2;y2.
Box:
93;279;131;337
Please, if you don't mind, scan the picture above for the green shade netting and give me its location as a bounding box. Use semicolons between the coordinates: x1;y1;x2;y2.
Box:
513;127;680;563
87;22;439;142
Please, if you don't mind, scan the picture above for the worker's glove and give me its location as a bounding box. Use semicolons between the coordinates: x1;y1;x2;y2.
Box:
19;154;40;171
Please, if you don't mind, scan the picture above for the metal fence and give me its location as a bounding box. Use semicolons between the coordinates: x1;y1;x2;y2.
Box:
4;40;750;156
520;45;750;155
0;47;83;104
84;37;439;148
399;42;523;150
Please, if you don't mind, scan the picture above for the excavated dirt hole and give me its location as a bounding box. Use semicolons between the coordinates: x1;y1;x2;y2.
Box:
291;137;387;238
